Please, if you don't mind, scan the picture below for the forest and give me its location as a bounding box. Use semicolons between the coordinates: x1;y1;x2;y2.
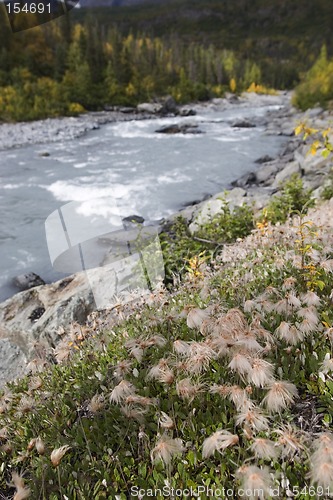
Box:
0;0;333;121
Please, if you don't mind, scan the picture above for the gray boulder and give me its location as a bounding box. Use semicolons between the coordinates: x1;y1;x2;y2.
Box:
13;272;45;291
0;272;96;386
272;161;301;188
232;119;256;128
179;108;197;117
160;96;178;116
137;102;163;114
255;162;280;185
231;171;257;187
255;155;274;164
0;338;28;388
155;123;203;135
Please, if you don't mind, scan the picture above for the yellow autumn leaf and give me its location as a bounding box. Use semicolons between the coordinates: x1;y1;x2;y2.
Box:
294;124;304;136
309;140;321;155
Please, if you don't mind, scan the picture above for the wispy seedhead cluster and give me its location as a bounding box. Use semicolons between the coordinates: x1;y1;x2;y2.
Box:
202;430;239;458
310;433;333;489
3;200;333;496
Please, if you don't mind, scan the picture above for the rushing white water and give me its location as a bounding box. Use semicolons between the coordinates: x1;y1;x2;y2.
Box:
0;97;287;301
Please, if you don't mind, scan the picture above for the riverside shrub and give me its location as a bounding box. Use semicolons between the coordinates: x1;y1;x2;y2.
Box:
258;174;314;225
293;45;333;110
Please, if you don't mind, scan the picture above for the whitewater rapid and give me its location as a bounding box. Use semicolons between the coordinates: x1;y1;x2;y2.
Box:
0;95;288;301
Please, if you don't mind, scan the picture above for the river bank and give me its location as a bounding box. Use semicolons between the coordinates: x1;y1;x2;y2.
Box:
0;92;332;386
0;96;193;151
0;92;288;152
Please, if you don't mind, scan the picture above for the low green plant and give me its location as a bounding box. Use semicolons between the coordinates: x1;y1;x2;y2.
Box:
195;197;255;243
258;174;314;225
161;199;255;283
160;216;206;283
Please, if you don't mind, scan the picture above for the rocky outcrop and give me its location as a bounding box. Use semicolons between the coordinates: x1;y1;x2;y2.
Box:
137;96;179;116
159;96;178;115
137;102;163;114
255;154;274;164
0;272;96;386
155;123;203;134
13;272;45;291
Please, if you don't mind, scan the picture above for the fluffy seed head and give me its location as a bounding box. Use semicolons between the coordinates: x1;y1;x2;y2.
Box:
247;358;275;388
202;430;239;458
228;352;252;375
311;433;333;468
186;343;215;374
236;405;270;433
274;425;303;458
158;412;174;430
35;437;45;455
151;435;184;466
250;438;279;460
176;378;203;402
301;291;321;307
236;465;272;500
113;360;132;380
286;292;301;308
50;445;71;467
110;380;135;404
173;340;191;355
12;472;31;500
276;322;304;345
228;385;251;410
320;358;333;373
234;335;263;353
296;306;319;325
186;307;209;329
310;462;333;490
87;394;105;414
263;381;298;413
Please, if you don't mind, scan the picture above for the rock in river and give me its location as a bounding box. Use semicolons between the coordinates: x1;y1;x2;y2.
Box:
13;272;45;291
231;119;256;128
155;123;203;135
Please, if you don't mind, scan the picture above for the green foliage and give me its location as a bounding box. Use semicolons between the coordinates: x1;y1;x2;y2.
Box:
196;198;255;243
259;174;315;224
161;199;255;283
293;45;333;110
160;216;206;283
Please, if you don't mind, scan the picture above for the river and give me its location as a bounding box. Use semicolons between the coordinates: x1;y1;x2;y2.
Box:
0;94;288;301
